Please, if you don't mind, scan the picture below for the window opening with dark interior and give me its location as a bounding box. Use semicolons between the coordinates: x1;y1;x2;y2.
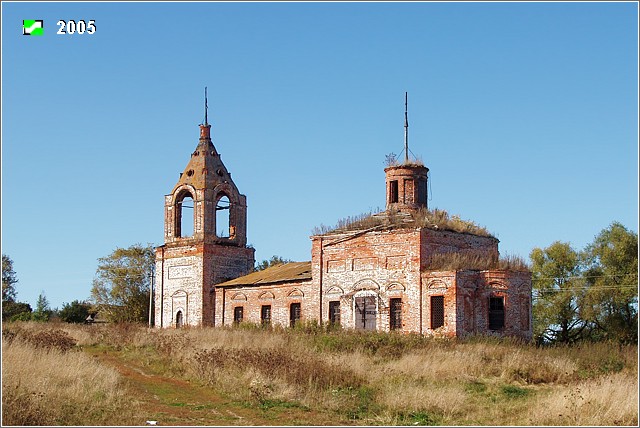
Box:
175;310;183;328
216;195;231;238
261;305;271;326
390;180;399;203
390;298;402;330
489;297;505;330
233;306;243;324
289;303;301;328
431;295;444;329
329;301;341;325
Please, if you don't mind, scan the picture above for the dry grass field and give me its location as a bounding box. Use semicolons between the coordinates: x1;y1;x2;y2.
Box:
2;321;638;426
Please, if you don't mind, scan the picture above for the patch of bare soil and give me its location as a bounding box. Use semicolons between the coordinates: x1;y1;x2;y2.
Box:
89;349;336;426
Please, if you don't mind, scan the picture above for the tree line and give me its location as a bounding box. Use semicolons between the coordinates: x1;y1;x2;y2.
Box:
2;222;637;344
1;247;290;325
531;221;637;344
2;254;92;323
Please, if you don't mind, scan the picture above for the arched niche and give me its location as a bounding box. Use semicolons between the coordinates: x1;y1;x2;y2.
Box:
258;291;275;300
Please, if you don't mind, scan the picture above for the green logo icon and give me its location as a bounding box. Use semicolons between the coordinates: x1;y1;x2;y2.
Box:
23;20;44;36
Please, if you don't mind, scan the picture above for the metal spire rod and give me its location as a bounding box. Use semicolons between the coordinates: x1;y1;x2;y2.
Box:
404;92;409;163
204;87;208;125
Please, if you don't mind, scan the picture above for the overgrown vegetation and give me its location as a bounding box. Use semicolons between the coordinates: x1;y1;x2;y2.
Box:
2;324;137;425
312;207;493;238
3;322;637;426
424;252;530;272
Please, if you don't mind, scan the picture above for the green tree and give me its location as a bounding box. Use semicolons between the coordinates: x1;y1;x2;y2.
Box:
3;301;32;321
59;300;92;324
2;254;18;303
530;241;588;344
31;292;53;322
2;254;33;321
582;222;638;344
90;243;155;323
255;255;293;271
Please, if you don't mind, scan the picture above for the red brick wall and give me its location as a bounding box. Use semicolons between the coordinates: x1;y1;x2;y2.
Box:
214;280;316;328
421;269;532;340
311;229;423;332
155;242;254;328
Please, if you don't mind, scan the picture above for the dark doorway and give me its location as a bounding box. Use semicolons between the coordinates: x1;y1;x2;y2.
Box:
355;295;376;330
176;310;183;328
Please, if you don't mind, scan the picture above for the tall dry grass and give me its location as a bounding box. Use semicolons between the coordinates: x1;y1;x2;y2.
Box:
3;322;637;425
2;328;138;425
526;372;638;426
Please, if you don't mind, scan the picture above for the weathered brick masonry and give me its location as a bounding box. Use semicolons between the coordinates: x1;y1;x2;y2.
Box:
155;111;532;340
154;121;254;328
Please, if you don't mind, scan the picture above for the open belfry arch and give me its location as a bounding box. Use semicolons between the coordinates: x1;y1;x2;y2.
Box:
154;92;532;340
155;89;255;328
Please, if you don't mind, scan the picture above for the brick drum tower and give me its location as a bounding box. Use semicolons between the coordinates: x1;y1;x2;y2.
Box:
154;93;255;327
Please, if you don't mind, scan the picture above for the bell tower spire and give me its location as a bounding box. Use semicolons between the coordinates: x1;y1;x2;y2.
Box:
155;92;255;328
200;87;211;140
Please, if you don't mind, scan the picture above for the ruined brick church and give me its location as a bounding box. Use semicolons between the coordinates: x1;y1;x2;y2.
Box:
154;98;532;340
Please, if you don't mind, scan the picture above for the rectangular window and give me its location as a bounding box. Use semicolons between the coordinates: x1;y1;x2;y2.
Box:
390;180;399;203
261;305;271;326
289;303;301;328
390;298;402;330
489;297;505;330
431;295;444;329
233;306;243;324
329;301;341;325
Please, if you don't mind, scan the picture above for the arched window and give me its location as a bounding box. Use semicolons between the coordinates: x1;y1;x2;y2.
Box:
216;195;231;238
176;192;194;238
176;310;183;328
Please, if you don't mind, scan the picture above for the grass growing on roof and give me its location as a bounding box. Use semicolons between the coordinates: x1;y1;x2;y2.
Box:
312;207;494;238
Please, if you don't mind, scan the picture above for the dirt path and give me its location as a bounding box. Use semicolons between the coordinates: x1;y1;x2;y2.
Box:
88;348;333;426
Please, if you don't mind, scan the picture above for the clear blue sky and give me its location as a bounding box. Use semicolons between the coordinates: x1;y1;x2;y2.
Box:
2;1;638;310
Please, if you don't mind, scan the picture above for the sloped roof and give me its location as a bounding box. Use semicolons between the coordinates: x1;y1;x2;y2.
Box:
217;261;312;287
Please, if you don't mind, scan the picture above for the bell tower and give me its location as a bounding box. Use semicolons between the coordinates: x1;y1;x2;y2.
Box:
155;89;255;328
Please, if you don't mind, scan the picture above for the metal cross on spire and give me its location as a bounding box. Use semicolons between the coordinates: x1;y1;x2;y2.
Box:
404;91;409;163
204;86;208;126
